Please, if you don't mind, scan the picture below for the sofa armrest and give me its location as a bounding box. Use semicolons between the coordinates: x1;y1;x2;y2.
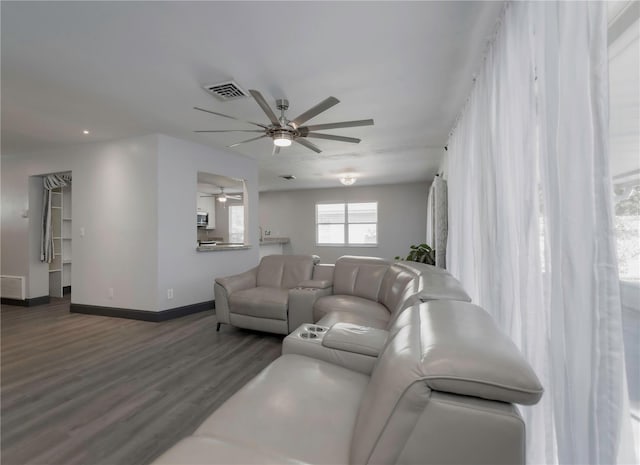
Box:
297;279;332;289
214;267;258;326
215;267;258;295
322;323;388;357
312;263;335;282
288;287;333;333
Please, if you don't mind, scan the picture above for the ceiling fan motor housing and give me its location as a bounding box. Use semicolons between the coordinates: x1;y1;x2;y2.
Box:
276;99;289;111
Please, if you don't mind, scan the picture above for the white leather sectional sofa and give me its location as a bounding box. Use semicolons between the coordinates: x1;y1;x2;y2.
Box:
214;255;471;335
152;255;543;465
153;300;542;465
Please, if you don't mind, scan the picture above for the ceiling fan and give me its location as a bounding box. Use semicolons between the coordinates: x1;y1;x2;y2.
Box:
194;89;374;154
216;187;241;203
199;187;242;203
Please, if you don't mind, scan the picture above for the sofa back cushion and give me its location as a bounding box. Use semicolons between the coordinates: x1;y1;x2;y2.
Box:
332;256;390;301
256;255;315;289
377;264;420;318
349;301;543;464
395;261;471;302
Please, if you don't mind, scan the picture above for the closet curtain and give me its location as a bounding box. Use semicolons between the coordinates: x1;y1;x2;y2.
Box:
40;174;71;263
446;2;635;464
426;176;448;268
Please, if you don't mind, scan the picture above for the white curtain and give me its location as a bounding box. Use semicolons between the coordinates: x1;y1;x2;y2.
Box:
446;2;635;464
426;175;448;268
40;174;71;263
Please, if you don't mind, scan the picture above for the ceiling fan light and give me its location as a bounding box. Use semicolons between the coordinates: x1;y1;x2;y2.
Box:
273;131;293;147
217;196;227;203
340;176;357;186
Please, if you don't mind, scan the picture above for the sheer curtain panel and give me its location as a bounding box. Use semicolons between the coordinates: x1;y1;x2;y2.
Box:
446;2;635;464
40;174;71;263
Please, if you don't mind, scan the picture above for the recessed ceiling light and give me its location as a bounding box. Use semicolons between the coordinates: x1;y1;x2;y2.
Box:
83;130;90;135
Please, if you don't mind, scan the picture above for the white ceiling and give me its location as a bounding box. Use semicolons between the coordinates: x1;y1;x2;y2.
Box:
1;1;503;191
197;172;244;194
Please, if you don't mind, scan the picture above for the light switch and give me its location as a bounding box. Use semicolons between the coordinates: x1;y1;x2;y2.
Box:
80;227;85;237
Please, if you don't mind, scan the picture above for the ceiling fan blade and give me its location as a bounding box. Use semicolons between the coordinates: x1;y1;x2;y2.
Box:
295;138;322;153
248;89;280;126
290;97;340;128
228;135;267;148
304;132;361;144
194;107;267;128
194;129;264;133
228;195;242;200
272;145;281;156
300;119;374;132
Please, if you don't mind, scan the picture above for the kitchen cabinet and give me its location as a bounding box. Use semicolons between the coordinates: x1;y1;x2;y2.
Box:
197;192;216;229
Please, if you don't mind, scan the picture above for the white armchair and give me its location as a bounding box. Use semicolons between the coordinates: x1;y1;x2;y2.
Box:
214;255;322;334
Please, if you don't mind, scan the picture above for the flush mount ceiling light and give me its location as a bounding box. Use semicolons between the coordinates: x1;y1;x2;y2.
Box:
340;176;357;186
82;130;90;135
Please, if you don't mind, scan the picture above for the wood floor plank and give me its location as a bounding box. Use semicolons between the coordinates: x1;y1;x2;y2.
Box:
1;298;283;465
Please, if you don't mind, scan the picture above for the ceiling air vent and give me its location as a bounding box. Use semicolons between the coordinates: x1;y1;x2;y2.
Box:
203;81;247;101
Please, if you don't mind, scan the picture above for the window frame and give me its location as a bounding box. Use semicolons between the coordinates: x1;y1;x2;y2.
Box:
315;202;378;247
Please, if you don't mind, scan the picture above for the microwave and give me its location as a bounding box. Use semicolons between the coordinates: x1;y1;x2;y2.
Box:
197;211;208;227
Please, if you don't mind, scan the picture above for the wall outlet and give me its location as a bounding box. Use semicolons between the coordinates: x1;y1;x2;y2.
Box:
80;227;85;237
108;287;114;299
167;288;174;299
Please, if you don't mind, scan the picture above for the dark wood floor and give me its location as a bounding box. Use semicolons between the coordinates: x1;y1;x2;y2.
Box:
1;298;283;465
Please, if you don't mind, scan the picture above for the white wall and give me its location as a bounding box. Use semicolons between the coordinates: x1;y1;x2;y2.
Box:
156;135;259;311
259;182;429;264
1;135;159;309
2;134;261;312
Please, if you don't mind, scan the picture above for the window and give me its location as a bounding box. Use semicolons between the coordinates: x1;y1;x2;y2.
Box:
608;5;640;451
229;205;244;243
316;202;377;245
615;185;640;281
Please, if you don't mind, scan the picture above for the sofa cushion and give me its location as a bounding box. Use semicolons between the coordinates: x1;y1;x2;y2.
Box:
377;264;420;317
229;286;289;320
151;436;304;465
416;300;544;404
316;310;389;330
256;255;315;289
332;256;390;301
396;261;472;302
313;295;390;324
194;354;369;465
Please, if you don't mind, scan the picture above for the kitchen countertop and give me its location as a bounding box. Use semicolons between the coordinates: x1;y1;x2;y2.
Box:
196;244;251;252
196;237;289;252
259;237;290;245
